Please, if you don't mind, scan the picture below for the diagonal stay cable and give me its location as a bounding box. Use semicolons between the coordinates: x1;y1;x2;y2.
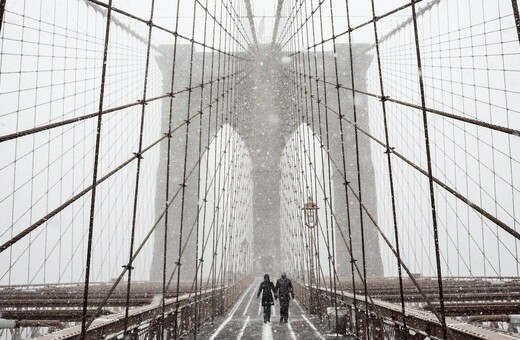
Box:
87;0;253;60
0;73;248;256
294;123;454;338
294;71;520;137
270;0;285;46
0;71;242;144
79;116;238;334
243;0;258;47
287;70;520;243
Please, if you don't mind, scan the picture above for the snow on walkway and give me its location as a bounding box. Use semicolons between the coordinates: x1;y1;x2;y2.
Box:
185;281;329;339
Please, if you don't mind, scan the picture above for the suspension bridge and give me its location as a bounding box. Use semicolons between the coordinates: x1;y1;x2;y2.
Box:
1;0;520;339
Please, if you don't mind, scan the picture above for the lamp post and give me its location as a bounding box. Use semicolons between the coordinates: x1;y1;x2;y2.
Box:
302;196;319;313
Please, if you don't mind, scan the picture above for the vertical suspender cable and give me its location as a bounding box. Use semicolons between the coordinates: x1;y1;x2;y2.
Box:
512;0;520;44
295;3;314;294
208;0;219;323
193;0;211;336
363;0;408;331
172;0;199;337
315;2;340;330
80;1;113;337
212;0;225;318
0;0;6;33
122;0;157;335
327;1;359;336
161;1;182;336
409;1;447;337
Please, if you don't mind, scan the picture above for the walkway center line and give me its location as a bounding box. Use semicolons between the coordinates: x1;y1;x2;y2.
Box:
301;315;326;340
242;283;256;316
262;322;274;340
295;300;326;340
236;316;250;340
209;283;255;340
287;320;298;340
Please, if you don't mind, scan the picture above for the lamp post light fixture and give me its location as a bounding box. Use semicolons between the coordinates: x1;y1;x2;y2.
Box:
302;196;319;314
302;196;319;228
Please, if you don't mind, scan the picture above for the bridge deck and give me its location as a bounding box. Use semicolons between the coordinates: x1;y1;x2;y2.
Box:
185;282;341;340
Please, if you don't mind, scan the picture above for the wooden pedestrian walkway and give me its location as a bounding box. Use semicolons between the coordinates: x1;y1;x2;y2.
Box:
183;282;340;339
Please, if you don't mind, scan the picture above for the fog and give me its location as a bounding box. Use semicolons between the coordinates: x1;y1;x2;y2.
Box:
1;0;519;291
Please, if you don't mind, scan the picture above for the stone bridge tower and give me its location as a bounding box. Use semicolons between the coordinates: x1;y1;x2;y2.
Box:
150;44;383;281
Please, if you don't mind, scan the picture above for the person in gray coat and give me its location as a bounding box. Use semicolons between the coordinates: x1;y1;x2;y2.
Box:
274;272;294;323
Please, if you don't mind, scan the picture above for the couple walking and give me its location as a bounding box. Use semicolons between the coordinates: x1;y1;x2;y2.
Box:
257;272;295;324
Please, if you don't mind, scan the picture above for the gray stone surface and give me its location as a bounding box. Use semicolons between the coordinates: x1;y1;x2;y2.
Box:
150;44;383;281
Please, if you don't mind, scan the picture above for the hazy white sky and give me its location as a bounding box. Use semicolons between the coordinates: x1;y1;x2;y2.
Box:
1;0;519;285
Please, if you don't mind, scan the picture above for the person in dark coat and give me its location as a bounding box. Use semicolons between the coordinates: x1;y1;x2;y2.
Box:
257;274;275;323
274;272;294;323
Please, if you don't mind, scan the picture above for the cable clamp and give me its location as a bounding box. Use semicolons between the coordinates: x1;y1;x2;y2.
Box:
384;147;395;154
164;132;172;138
350;259;357;263
137;99;148;105
336;83;342;89
133;152;143;159
179;183;187;188
168;92;175;98
175;261;182;266
380;95;389;102
122;264;134;270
